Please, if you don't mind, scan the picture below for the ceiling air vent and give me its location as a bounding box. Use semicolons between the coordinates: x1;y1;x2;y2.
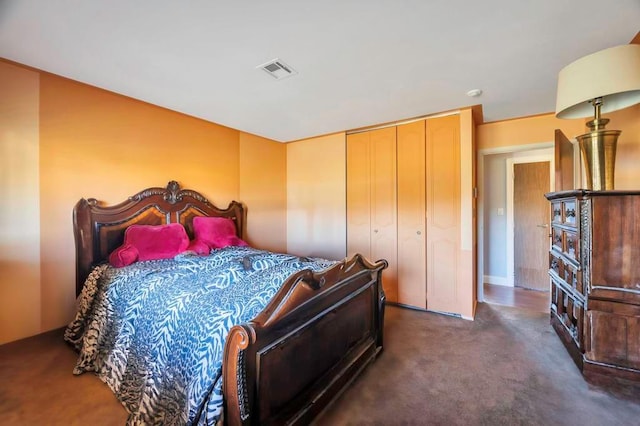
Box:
257;58;298;80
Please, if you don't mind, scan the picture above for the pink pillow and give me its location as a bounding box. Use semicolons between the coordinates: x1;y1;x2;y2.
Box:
109;223;190;267
109;243;139;268
193;216;248;250
187;239;211;256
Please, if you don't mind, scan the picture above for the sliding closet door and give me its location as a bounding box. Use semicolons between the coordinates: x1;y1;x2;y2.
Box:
370;127;398;303
346;132;372;259
397;120;426;309
426;115;461;314
346;128;398;303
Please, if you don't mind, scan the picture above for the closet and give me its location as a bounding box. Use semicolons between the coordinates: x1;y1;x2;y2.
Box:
346;112;475;317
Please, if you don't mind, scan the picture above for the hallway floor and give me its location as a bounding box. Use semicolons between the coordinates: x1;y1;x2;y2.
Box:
483;282;550;313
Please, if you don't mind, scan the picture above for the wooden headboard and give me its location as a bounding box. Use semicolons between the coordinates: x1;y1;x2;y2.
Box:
73;180;245;296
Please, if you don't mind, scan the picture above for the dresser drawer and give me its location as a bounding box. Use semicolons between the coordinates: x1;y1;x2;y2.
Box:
549;250;583;296
551;202;563;224
552;227;563;252
563;262;583;295
551;278;584;349
563;200;577;227
549;251;562;277
563;229;579;262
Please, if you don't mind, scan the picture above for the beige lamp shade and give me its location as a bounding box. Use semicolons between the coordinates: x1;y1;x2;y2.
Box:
556;44;640;119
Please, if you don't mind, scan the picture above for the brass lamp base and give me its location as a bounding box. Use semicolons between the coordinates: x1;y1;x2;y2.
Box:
577;126;620;191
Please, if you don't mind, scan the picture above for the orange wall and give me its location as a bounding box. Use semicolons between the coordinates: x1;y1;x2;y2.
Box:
0;62;41;344
286;133;347;260
39;73;244;331
239;133;287;252
607;104;640;189
478;106;640;189
1;60;286;342
477;113;584;150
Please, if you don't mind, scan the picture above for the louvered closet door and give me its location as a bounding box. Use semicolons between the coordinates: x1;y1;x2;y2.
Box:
370;127;398;303
397;120;427;309
346;132;372;259
426;115;461;314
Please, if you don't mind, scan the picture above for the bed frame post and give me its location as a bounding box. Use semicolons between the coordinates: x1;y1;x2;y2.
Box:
73;198;97;297
375;263;386;350
223;325;256;426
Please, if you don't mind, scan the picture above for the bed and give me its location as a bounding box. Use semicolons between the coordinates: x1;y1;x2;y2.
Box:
66;180;387;425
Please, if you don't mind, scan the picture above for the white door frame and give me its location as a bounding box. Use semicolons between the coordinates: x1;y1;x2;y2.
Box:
476;142;552;302
505;154;554;287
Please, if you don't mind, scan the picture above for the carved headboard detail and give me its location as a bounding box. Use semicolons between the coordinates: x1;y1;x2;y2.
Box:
73;180;245;296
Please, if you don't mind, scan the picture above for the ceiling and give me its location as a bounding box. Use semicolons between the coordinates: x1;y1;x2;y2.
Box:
1;1;639;142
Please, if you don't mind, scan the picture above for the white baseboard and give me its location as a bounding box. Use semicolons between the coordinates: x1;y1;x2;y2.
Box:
484;275;510;287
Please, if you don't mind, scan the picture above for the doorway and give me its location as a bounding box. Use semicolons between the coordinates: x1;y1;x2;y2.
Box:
506;155;553;291
513;161;550;290
478;144;555;311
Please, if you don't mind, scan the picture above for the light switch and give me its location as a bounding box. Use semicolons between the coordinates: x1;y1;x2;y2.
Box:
497;208;504;216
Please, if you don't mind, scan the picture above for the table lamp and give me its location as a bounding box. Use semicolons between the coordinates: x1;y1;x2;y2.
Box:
555;44;640;190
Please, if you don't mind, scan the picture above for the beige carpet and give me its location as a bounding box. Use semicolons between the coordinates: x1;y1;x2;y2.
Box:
1;303;639;425
317;303;640;425
0;327;127;425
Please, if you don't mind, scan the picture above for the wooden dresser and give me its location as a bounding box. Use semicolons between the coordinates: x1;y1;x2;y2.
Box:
545;190;640;391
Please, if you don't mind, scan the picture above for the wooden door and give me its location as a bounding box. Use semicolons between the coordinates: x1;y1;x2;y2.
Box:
514;161;550;291
426;115;460;314
346;132;372;259
397;120;426;309
346;128;397;303
370;127;398;303
555;129;574;191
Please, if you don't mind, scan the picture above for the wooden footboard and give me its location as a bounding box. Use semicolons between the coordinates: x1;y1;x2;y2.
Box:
223;254;387;425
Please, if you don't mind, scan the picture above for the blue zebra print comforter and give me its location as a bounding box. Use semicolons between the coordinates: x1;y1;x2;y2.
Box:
64;246;336;425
